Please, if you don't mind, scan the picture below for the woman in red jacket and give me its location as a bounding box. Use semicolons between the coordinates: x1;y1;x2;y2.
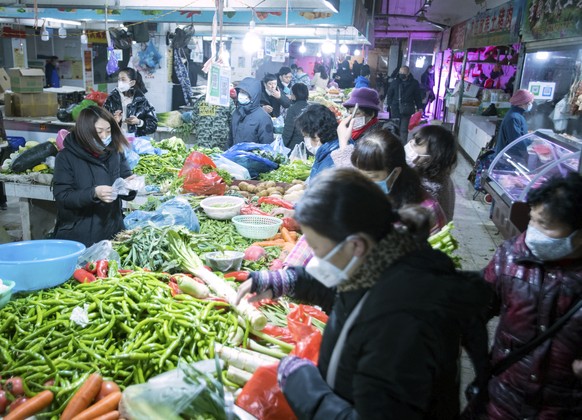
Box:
478;173;582;419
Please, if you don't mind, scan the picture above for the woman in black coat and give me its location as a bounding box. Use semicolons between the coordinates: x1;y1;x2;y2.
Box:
103;68;158;137
237;168;491;419
53;106;137;247
282;83;309;149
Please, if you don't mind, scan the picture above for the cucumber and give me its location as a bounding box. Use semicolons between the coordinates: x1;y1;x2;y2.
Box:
11;142;58;173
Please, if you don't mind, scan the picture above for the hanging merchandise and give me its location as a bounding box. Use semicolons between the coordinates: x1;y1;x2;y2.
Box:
139;39;163;72
206;62;231;107
106;40;119;75
174;47;194;105
108;28;132;50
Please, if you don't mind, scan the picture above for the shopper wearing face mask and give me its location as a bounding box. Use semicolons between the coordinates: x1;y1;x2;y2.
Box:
103;68;158;137
261;73;291;118
231;77;274;145
470;173;582;420
385;66;424;143
342;87;383;141
53;106;137;247
493;89;535;158
236;168;491;419
406;125;458;222
294;104;346;181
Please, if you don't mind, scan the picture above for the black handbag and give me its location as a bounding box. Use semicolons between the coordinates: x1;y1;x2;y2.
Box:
462;298;582;419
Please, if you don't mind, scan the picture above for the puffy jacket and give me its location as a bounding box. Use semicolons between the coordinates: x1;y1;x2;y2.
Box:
483;233;582;419
284;247;491;419
385;77;423;118
231;78;274;145
282;100;308;149
103;89;158;137
494;106;528;157
260;83;291;118
354;75;370;89
53;133;136;247
309;139;341;180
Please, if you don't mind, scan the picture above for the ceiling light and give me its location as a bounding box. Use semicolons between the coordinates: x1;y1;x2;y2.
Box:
58;23;67;39
316;51;322;58
80;30;88;44
534;51;549;60
243;19;262;53
41;26;49;41
339;43;348;54
354;49;361;56
299;42;306;54
321;38;335;55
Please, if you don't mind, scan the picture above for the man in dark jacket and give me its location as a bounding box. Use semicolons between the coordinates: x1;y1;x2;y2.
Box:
231;77;274;145
477;174;582;420
261;73;291;118
385;66;423;143
282;83;309;149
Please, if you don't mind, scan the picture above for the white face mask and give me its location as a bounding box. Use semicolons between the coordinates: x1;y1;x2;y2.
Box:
525;103;533;112
525;225;579;261
304;137;320;155
238;93;251;105
352;116;366;130
118;81;131;93
404;142;430;167
306;238;359;288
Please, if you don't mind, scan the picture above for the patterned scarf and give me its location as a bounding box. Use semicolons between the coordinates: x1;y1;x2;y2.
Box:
338;230;422;292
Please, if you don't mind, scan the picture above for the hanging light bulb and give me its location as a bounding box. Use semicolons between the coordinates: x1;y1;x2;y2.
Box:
316;51;322;58
219;43;230;66
299;42;306;54
80;30;88;45
339;43;349;54
321;38;335;55
354;49;361;57
41;25;49;42
243;19;262;53
58;23;67;39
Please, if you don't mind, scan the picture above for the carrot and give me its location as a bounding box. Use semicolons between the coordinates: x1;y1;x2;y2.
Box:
4;390;53;420
251;240;286;247
71;392;122;420
91;410;120;420
280;227;294;244
61;373;103;420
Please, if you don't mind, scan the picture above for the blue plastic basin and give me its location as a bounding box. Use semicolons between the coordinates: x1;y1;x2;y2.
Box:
0;240;86;292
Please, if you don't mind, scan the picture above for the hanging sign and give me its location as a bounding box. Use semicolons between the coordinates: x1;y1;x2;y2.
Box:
206;63;231;107
449;21;467;50
464;0;524;49
528;81;556;101
522;0;582;41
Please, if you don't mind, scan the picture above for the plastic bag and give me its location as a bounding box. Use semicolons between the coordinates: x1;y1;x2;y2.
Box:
85;89;108;107
408;111;423;131
271;135;291;157
132;137;163;155
119;360;235;420
222;143;279;179
289;142;307;162
124;196;200;232
56;129;70;151
77;240;120;268
212;155;251;180
106;44;119;76
110;175;146;200
179;151;226;196
125;148;140;169
273;115;285;134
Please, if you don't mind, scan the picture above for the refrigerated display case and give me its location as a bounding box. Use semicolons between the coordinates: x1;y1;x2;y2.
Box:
484;129;582;239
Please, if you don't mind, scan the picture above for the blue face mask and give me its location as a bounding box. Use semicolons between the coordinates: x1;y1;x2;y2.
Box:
102;135;112;147
374;169;398;195
238;93;251;105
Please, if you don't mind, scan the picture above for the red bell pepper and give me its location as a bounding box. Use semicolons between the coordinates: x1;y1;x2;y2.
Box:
95;260;109;278
257;197;295;209
223;271;250;281
282;217;300;232
84;261;97;274
73;268;96;283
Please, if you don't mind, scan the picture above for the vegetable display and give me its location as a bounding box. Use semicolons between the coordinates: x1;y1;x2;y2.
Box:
428;222;462;268
10;141;58;173
258;159;312;183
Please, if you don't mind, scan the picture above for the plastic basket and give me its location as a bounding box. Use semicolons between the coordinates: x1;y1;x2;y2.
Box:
200;196;245;220
231;215;283;240
0;280;15;310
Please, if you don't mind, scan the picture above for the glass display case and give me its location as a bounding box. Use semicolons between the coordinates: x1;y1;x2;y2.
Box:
484;129;582;238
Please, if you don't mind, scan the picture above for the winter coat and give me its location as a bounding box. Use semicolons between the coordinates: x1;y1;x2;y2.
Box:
385;76;423;118
421;174;455;222
420;70;435;92
483;233;582;419
294;72;311;87
354;75;370;89
190;96;234;150
309;139;341;180
283;233;491;419
103;89;158;137
494;106;528;158
231;78;274;145
311;72;329;90
261;83;291;118
53;133;136;247
282;100;308;149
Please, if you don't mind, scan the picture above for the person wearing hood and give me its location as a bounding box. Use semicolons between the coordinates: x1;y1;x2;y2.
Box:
236;167;491;419
494;89;535;158
53;106;137;247
385;66;423;142
354;65;371;89
231;77;274;145
103;68;158;137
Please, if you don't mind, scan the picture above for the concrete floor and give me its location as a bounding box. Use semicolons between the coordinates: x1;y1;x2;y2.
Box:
0;153;503;407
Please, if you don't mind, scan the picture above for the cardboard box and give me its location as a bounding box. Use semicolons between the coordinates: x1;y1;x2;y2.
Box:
4;92;58;117
8;68;45;93
0;68;10;93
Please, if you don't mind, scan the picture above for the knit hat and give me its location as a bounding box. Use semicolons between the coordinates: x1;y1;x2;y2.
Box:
343;88;381;111
510;89;535;106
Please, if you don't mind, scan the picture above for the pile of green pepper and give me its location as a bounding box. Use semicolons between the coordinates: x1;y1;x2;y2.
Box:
0;272;243;418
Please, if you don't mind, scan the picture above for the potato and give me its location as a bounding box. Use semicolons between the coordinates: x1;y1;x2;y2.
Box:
267;187;279;194
238;182;250;191
257;190;269;197
292;180;304;185
257;182;268;190
285;184;304;193
270;193;282;198
240;191;250;198
275;186;285;194
265;181;276;188
229;185;240;191
247;185;257;193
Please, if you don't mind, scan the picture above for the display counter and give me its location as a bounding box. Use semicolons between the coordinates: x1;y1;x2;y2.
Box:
3;116;174;143
457;114;500;163
484;129;582;239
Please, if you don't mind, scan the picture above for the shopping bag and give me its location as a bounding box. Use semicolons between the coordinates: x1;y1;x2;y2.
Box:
408;111;423;131
222;143;279;179
271;135;291;157
178;151;226;196
289;142;307;162
212;155;251;180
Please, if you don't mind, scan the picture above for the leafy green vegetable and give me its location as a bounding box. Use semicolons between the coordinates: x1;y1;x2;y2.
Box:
259;159;313;182
157;111;184;128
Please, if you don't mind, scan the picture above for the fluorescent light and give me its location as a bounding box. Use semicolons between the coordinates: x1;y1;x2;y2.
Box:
45;18;82;27
534;51;549;60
